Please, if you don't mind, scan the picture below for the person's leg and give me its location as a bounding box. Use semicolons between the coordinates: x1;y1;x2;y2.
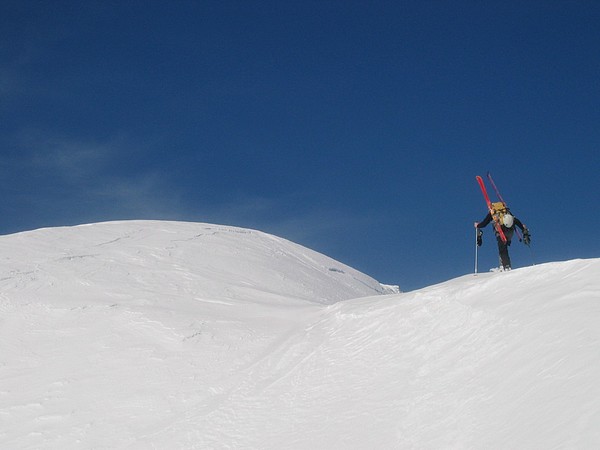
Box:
496;238;511;270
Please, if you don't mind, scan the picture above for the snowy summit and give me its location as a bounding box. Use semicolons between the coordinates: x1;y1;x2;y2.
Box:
1;220;599;449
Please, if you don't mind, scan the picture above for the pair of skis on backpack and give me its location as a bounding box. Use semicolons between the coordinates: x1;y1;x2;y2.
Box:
476;172;529;246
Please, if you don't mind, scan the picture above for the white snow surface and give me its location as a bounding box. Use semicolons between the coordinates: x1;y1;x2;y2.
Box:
1;220;598;449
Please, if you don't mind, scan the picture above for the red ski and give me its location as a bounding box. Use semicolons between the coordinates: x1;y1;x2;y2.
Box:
476;175;507;243
487;171;523;241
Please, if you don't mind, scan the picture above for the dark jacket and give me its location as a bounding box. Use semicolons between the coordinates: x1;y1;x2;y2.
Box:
477;212;525;242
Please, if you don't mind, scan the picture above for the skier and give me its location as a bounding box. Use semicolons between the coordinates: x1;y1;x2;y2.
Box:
474;212;530;271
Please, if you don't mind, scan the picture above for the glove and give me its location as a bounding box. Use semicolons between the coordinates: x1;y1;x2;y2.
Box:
523;229;531;246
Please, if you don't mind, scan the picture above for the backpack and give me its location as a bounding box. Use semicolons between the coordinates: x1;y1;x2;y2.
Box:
491;202;510;227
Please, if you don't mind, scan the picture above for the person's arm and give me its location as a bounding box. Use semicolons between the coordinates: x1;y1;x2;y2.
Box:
475;212;492;228
514;217;526;232
514;217;531;245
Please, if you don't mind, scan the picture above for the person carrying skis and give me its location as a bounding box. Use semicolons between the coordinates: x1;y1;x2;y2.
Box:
474;212;530;271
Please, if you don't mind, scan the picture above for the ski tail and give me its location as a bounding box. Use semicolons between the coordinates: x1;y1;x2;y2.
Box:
476;175;507;243
476;175;492;205
486;171;506;205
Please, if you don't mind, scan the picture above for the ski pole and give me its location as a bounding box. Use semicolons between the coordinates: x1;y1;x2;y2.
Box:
474;227;479;275
522;227;535;266
526;241;536;266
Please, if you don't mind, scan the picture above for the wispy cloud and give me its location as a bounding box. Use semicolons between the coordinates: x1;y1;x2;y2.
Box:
270;207;379;243
195;192;379;244
92;172;185;219
2;130;187;223
20;133;118;181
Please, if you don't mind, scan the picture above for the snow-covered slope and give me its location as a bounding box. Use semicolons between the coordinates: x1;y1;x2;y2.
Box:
0;220;391;307
1;221;598;449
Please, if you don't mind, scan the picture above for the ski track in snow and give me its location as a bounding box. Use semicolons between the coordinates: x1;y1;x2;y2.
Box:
0;220;598;449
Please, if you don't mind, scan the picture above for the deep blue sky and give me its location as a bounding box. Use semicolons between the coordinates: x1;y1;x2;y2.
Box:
1;1;599;290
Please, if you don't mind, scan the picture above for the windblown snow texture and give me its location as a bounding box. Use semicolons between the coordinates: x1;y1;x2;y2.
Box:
0;221;598;449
